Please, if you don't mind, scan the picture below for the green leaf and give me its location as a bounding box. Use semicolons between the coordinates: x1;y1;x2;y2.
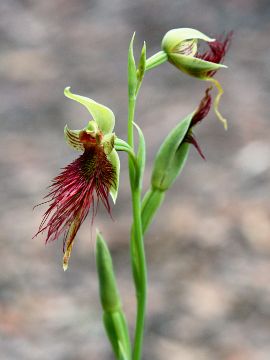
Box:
128;33;137;98
151;113;193;191
141;188;165;234
64;87;115;134
133;122;145;187
107;149;120;204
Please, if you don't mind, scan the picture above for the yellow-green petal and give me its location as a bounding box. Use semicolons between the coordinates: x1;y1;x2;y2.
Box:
169;53;227;77
107;149;120;204
64;87;115;134
102;133;116;155
162;28;215;53
64;125;84;151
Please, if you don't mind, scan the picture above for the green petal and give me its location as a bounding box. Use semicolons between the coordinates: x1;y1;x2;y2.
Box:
169;53;227;77
162;28;215;53
64;125;84;151
107;149;120;203
64;87;115;134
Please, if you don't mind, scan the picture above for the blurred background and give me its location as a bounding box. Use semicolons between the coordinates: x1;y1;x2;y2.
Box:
1;0;270;359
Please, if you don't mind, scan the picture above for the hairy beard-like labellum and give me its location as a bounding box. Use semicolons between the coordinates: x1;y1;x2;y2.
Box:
196;32;233;77
36;144;116;269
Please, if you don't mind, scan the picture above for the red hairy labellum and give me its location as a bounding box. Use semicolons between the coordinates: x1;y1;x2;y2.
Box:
196;32;233;76
35;145;116;253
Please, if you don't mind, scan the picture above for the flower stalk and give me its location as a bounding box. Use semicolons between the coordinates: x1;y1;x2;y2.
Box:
35;27;231;360
127;34;148;360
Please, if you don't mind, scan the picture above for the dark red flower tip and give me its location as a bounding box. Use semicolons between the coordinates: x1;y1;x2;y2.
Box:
183;87;212;160
191;87;212;127
34;145;116;253
196;31;233;77
185;133;205;160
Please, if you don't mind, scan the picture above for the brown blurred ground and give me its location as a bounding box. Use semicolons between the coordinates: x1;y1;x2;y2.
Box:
1;1;270;359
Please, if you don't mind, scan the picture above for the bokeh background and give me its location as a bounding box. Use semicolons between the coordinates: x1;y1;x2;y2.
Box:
1;0;270;359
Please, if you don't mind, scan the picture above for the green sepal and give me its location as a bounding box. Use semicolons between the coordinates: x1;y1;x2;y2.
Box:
162;28;215;54
133;122;145;187
168;53;227;78
151;113;193;191
128;33;137;98
107;149;120;204
103;311;131;360
64;87;115;134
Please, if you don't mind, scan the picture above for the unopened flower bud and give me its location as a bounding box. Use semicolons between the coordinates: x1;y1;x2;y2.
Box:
96;231;131;360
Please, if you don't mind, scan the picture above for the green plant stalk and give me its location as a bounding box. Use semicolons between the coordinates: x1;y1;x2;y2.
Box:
127;93;147;360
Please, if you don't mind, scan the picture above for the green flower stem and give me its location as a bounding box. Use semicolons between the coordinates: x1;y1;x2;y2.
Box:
127;93;147;360
128;96;137;188
114;144;138;175
131;188;146;360
145;51;168;71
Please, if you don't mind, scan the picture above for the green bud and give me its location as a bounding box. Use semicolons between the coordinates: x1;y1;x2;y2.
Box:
128;33;137;98
103;311;131;360
96;231;121;312
136;41;146;94
151;113;193;191
96;231;131;360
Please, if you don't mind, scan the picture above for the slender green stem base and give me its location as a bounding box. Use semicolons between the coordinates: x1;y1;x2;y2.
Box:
131;189;147;360
127;94;147;360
